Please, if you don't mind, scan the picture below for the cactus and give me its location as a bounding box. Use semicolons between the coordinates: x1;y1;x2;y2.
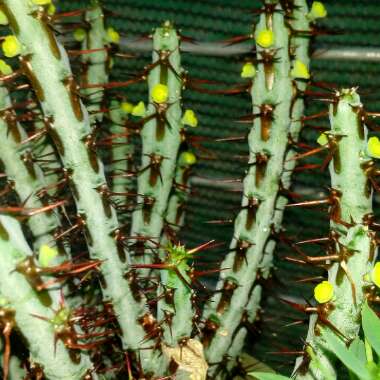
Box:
79;1;109;124
293;88;377;379
109;100;135;220
0;72;66;256
130;21;183;267
1;0;155;371
0;0;376;379
202;0;295;370
0;215;93;379
225;0;314;363
161;150;197;245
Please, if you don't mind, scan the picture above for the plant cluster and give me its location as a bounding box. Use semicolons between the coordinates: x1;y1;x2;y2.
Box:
0;0;378;380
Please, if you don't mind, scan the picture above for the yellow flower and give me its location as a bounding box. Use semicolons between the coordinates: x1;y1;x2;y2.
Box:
38;244;58;268
120;101;134;114
291;59;310;80
73;28;86;42
48;3;56;15
2;36;21;58
371;262;380;288
256;29;274;48
0;10;9;25
308;2;327;20
131;101;146;117
106;27;120;44
367;136;380;159
152;83;169;104
317;132;328;146
314;281;334;303
0;60;12;76
32;0;52;4
182;109;198;128
179;151;197;166
241;62;256;79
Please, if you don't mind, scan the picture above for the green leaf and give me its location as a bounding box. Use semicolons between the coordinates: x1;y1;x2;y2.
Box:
348;338;366;364
322;329;372;380
362;301;380;358
348;338;367;380
248;372;292;380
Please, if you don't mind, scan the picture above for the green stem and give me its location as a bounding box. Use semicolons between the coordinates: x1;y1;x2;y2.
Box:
130;21;183;267
0;215;93;380
203;2;293;371
81;1;109;124
0;81;64;254
109;101;134;223
227;0;312;362
295;89;375;379
3;0;154;370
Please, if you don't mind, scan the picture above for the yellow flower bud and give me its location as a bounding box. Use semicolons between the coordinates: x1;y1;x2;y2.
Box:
0;10;9;25
291;59;310;80
2;36;21;58
308;2;327;20
371;262;380;288
241;62;256;79
32;0;52;4
73;28;86;42
0;60;13;76
367;136;380;159
152;83;169;104
179;151;197;166
182;109;198;128
256;29;274;48
317;132;328;146
314;281;334;304
0;297;9;307
106;27;120;44
48;3;56;15
132;101;146;117
120;101;134;114
38;244;58;268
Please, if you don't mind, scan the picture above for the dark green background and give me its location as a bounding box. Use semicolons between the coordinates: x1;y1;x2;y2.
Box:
61;1;380;375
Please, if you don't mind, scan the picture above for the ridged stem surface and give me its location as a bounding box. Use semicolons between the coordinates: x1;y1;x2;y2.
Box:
130;22;182;266
228;0;312;360
3;0;154;369
203;2;293;369
295;89;376;379
0;215;93;380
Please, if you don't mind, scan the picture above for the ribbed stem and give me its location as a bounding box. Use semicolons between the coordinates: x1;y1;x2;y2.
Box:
203;2;293;370
130;22;183;267
3;0;154;369
228;0;312;360
0;82;64;255
109;101;134;223
0;215;93;380
161;151;194;246
81;1;108;124
295;89;376;379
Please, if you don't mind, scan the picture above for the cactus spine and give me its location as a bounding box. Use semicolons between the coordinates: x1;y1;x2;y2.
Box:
2;0;155;369
294;88;376;379
203;1;294;369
